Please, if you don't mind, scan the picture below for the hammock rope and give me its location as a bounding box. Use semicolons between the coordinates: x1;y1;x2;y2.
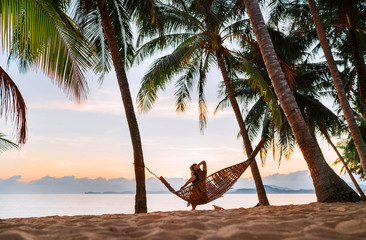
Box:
144;165;160;179
144;137;266;205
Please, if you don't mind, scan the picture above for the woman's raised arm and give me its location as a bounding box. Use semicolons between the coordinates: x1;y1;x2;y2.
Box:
195;160;207;172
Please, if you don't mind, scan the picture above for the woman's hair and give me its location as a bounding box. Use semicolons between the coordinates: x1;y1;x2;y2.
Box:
190;163;197;172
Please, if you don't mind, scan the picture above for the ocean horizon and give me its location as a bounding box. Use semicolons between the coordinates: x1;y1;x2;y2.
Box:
0;193;317;219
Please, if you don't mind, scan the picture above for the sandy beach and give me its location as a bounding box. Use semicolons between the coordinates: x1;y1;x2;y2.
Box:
0;201;365;240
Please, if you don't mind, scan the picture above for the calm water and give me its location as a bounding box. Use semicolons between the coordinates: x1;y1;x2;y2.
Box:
0;194;316;219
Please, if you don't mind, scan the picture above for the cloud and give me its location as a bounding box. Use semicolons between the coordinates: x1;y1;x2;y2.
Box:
0;175;22;183
1;171;363;194
0;176;136;194
261;170;314;190
27;95;234;122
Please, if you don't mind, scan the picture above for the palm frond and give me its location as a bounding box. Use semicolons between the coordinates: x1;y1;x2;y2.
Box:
1;0;96;102
245;96;266;142
231;52;282;128
174;65;196;112
294;92;345;135
136;2;203;45
109;0;135;68
133;33;194;64
137;45;197;112
221;18;252;39
0;133;19;153
198;55;209;132
0;67;27;144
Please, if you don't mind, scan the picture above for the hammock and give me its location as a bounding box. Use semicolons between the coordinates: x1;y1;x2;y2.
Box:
157;138;266;205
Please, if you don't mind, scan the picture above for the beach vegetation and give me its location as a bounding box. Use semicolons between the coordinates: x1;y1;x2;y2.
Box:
0;133;18;153
216;23;366;198
0;0;97;144
71;0;149;213
134;0;272;205
216;0;361;202
269;0;366;186
0;66;26;144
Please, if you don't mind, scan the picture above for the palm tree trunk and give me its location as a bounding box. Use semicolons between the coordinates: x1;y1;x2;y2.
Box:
243;0;360;202
96;0;147;213
349;27;366;118
307;0;366;175
215;50;269;206
321;130;366;199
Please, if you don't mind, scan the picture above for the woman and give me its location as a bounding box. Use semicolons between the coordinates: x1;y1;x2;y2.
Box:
180;160;207;210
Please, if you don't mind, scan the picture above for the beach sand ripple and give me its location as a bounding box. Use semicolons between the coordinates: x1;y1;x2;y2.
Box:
0;202;365;239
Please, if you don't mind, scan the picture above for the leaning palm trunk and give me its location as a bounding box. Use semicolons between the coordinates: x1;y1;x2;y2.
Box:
349;27;366;119
243;0;360;202
321;130;366;200
307;0;366;175
215;50;269;206
96;0;147;213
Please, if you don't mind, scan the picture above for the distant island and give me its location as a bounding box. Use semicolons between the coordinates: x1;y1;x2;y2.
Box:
84;191;170;194
85;185;315;194
231;185;315;194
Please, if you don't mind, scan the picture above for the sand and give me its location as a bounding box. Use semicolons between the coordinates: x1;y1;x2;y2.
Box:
0;202;365;240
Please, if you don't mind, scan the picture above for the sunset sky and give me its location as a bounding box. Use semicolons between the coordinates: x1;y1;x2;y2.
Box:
0;52;348;183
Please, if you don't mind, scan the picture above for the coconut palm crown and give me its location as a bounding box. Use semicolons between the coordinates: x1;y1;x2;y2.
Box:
135;0;274;205
0;0;97;144
135;0;277;129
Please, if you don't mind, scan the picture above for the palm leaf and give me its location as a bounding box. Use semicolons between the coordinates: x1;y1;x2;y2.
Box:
230;52;282;128
0;133;19;152
1;0;96;102
133;33;193;64
0;67;27;144
137;44;197;112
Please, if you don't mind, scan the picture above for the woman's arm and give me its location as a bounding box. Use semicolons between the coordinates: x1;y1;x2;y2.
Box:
194;160;207;172
180;175;196;190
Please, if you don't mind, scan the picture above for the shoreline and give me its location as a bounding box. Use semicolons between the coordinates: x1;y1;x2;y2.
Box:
1;202;365;239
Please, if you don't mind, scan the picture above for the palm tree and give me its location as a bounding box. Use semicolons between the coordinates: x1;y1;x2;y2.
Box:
229;75;366;198
135;0;270;205
1;0;96;143
267;0;366;196
319;0;366;118
0;67;26;144
0;133;18;153
218;24;365;198
333;94;366;181
72;0;147;213
306;0;366;175
1;0;93;102
321;130;366;199
242;0;360;202
336;122;366;180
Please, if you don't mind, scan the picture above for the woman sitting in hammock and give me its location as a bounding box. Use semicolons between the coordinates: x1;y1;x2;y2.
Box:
180;160;207;210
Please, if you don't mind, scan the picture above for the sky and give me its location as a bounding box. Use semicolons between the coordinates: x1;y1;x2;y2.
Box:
0;47;362;189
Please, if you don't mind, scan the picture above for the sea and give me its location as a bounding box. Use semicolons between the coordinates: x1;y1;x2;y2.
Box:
0;194;316;219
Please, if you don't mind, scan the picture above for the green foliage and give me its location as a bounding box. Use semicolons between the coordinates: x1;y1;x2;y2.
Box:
216;23;346;165
0;0;96;102
334;92;366;180
0;0;103;144
135;0;276;132
0;133;18;153
72;0;135;81
335;120;366;180
0;67;26;144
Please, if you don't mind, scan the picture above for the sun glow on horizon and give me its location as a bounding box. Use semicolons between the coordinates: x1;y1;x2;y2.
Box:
0;54;347;187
